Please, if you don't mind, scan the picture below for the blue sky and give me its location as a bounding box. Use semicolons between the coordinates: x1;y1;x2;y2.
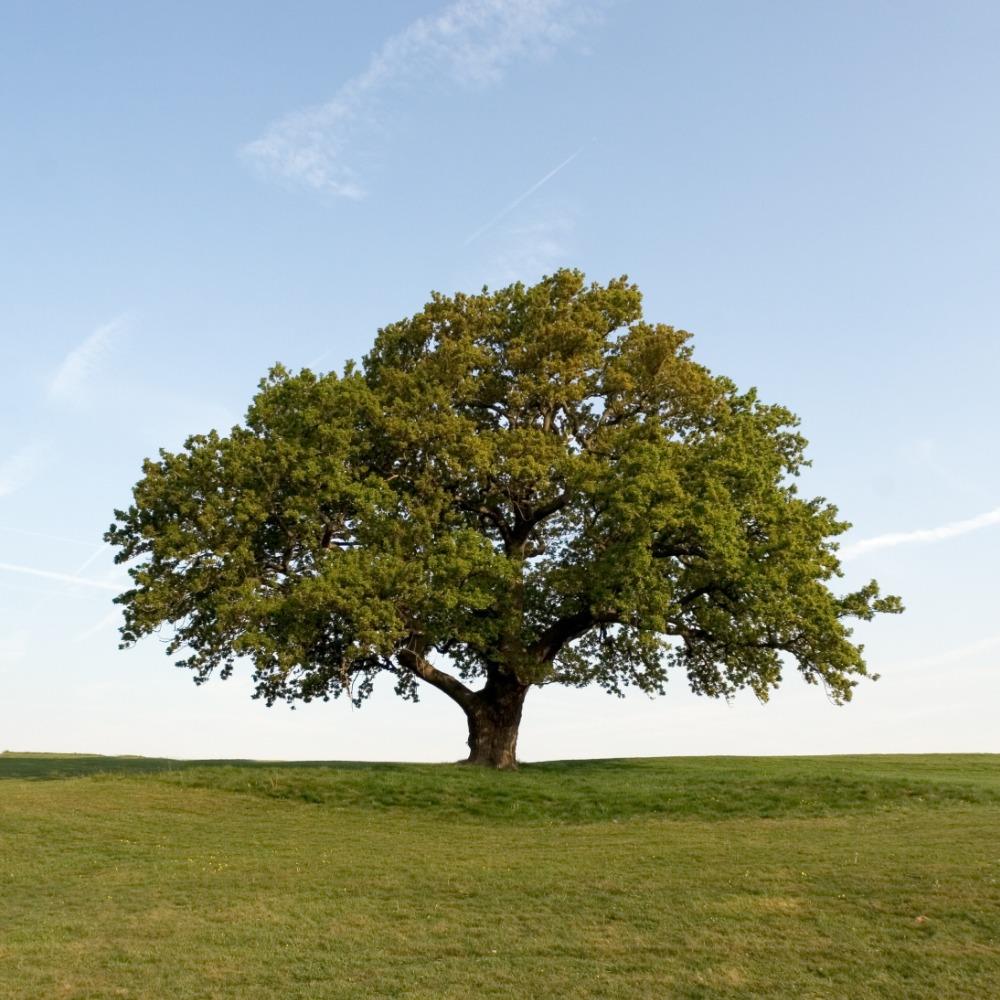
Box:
2;0;998;761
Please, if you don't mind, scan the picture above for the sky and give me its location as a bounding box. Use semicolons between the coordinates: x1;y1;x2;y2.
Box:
2;0;999;762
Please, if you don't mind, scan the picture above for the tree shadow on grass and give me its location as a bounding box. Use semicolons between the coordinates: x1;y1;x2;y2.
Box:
0;753;188;780
0;753;406;782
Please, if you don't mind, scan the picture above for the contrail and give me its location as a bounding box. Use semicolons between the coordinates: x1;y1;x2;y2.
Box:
840;505;1000;559
18;543;111;618
463;146;586;246
0;523;97;548
0;561;121;591
75;609;121;643
72;544;108;576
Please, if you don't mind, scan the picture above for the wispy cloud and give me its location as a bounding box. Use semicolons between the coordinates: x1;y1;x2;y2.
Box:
242;0;600;197
0;524;99;548
71;544;108;576
0;444;48;498
74;609;121;643
47;317;126;403
900;437;985;500
902;632;1000;672
485;214;575;284
0;561;121;592
0;631;29;671
464;146;585;245
841;505;1000;559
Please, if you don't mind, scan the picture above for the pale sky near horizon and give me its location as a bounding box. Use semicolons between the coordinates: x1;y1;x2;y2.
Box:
2;0;999;762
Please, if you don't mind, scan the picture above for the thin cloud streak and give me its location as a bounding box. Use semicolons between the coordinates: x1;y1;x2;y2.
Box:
242;0;599;197
463;146;585;245
0;631;29;668
841;505;1000;559
902;632;1000;672
0;561;121;592
0;444;47;498
72;544;108;576
75;609;121;643
21;544;113;618
484;214;574;284
0;524;99;548
48;317;126;402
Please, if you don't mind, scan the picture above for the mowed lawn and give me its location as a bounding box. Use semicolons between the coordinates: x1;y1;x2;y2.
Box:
1;754;998;999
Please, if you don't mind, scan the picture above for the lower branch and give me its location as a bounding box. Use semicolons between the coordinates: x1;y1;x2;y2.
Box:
396;644;477;714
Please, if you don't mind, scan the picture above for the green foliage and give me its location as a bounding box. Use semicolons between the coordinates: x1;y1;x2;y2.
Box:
107;270;902;722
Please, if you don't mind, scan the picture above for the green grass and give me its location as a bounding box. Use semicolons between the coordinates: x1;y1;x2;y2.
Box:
1;753;998;998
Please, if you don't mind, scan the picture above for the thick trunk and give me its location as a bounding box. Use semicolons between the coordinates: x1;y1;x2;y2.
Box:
463;673;529;770
397;642;531;769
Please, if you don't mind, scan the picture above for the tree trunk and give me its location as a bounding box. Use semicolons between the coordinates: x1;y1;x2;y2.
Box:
463;673;529;770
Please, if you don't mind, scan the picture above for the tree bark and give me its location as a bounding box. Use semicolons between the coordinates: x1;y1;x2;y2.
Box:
463;672;529;770
397;641;530;769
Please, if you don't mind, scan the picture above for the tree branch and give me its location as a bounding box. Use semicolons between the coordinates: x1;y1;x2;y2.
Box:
506;492;571;556
474;505;514;547
396;640;478;712
529;608;619;662
527;492;570;525
650;538;707;560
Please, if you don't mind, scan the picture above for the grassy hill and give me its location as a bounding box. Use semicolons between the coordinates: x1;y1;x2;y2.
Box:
1;753;998;998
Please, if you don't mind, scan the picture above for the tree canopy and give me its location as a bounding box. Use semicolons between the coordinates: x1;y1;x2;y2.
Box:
107;270;902;767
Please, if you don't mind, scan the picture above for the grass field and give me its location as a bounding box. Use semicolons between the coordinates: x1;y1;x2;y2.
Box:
1;753;998;999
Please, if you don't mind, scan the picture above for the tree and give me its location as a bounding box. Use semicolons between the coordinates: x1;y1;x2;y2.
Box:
107;270;902;768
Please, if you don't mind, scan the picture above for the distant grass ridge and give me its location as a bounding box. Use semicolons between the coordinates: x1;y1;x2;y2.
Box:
4;752;998;822
156;755;1000;822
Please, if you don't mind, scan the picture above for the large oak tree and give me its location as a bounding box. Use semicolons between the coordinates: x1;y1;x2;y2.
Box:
107;271;901;768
